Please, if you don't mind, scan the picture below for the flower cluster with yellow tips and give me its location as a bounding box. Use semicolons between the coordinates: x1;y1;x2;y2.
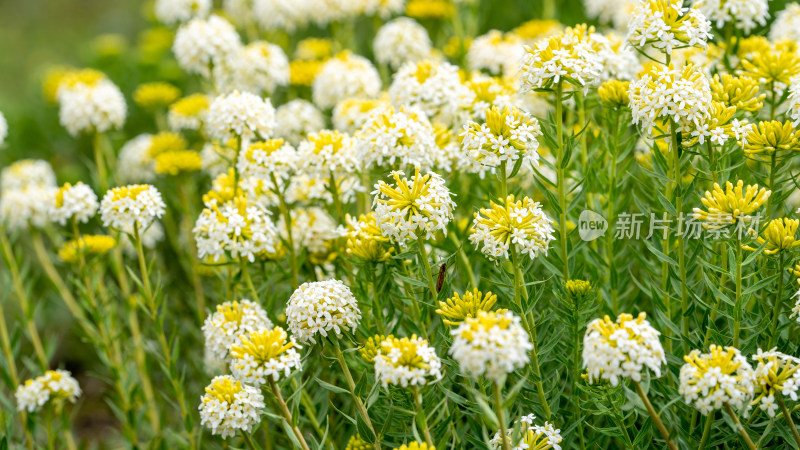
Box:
679;345;755;415
469;194;555;260
229;326;302;385
751;348;800;417
436;289;500;326
692;181;770;231
373;335;443;387
198;375;265;438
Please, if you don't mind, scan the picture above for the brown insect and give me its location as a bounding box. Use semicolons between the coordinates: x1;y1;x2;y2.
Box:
436;263;447;293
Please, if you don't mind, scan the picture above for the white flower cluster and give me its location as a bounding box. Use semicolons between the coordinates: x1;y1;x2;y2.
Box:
99;184;166;233
627;0;712;55
789;76;800;127
679;345;755;415
219;42;290;95
0;159;57;231
253;0;311;32
298;130;358;177
154;0;210;25
312;52;381;110
50;182;99;225
194;196;278;262
469;195;556;260
118;134;157;183
374;335;443;388
751;348;800;417
202;299;274;366
449;310;532;383
173;15;241;77
389;60;474;127
333;97;389;134
236;139;298;190
698;0;768;34
629;64;712;135
15;370;81;413
0;110;7;145
207;91;275;142
374;18;432;69
356;105;438;169
491;414;563;450
591;32;641;81
583;0;638;30
770;3;800;43
285;207;342;255
1;159;56;192
467;30;524;76
582;312;666;386
198;375;265;438
459;105;542;169
229;327;303;385
57;77;126;136
372;169;456;243
519;24;602;90
285;280;362;344
275;100;325;146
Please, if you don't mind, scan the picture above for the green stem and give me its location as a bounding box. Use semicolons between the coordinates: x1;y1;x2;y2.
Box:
606;111;620;312
510;247;551;420
492;382;511;450
632;381;677;450
671;122;688;353
606;388;634;450
698;411;714;450
242;432;259;450
133;223;156;314
332;340;380;450
723;403;756;450
240;257;260;304
778;395;800;448
0;227;48;370
269;378;311;450
733;240;744;347
272;173;299;289
555;81;569;280
412;386;434;448
769;252;786;348
93;132;110;193
417;236;439;299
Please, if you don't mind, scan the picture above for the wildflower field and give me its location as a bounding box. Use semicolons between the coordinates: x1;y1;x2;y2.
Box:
6;0;800;448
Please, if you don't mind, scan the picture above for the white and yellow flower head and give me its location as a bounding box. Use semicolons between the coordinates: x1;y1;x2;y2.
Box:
275;99;325;146
218;41;290;95
437;289;501;326
469;195;555;261
465;73;518;122
491;414;563;450
50;182;98;225
207;90;275;142
56;69;126;137
230;326;302;385
199;375;265;438
312;52;381;110
168;93;210;132
345;212;394;262
692;180;770;231
1;159;56;192
356;105;439;170
627;0;712;55
751;348;800;417
372;168;456;243
698;0;767;33
679;345;755;415
460;105;542;170
770;3;800;43
285;280;362;344
154;0;211;25
519;24;602;90
202;299;273;366
0;187;57;231
298;130;358;177
629;64;712;135
374;17;432;70
467;30;524;77
236;139;298;191
449;310;532;383
193;195;278;263
389;59;473;128
173;15;241;77
333;96;390;134
99;184;165;233
744;218;800;255
374;335;443;388
16;370;81;413
582;312;666;386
